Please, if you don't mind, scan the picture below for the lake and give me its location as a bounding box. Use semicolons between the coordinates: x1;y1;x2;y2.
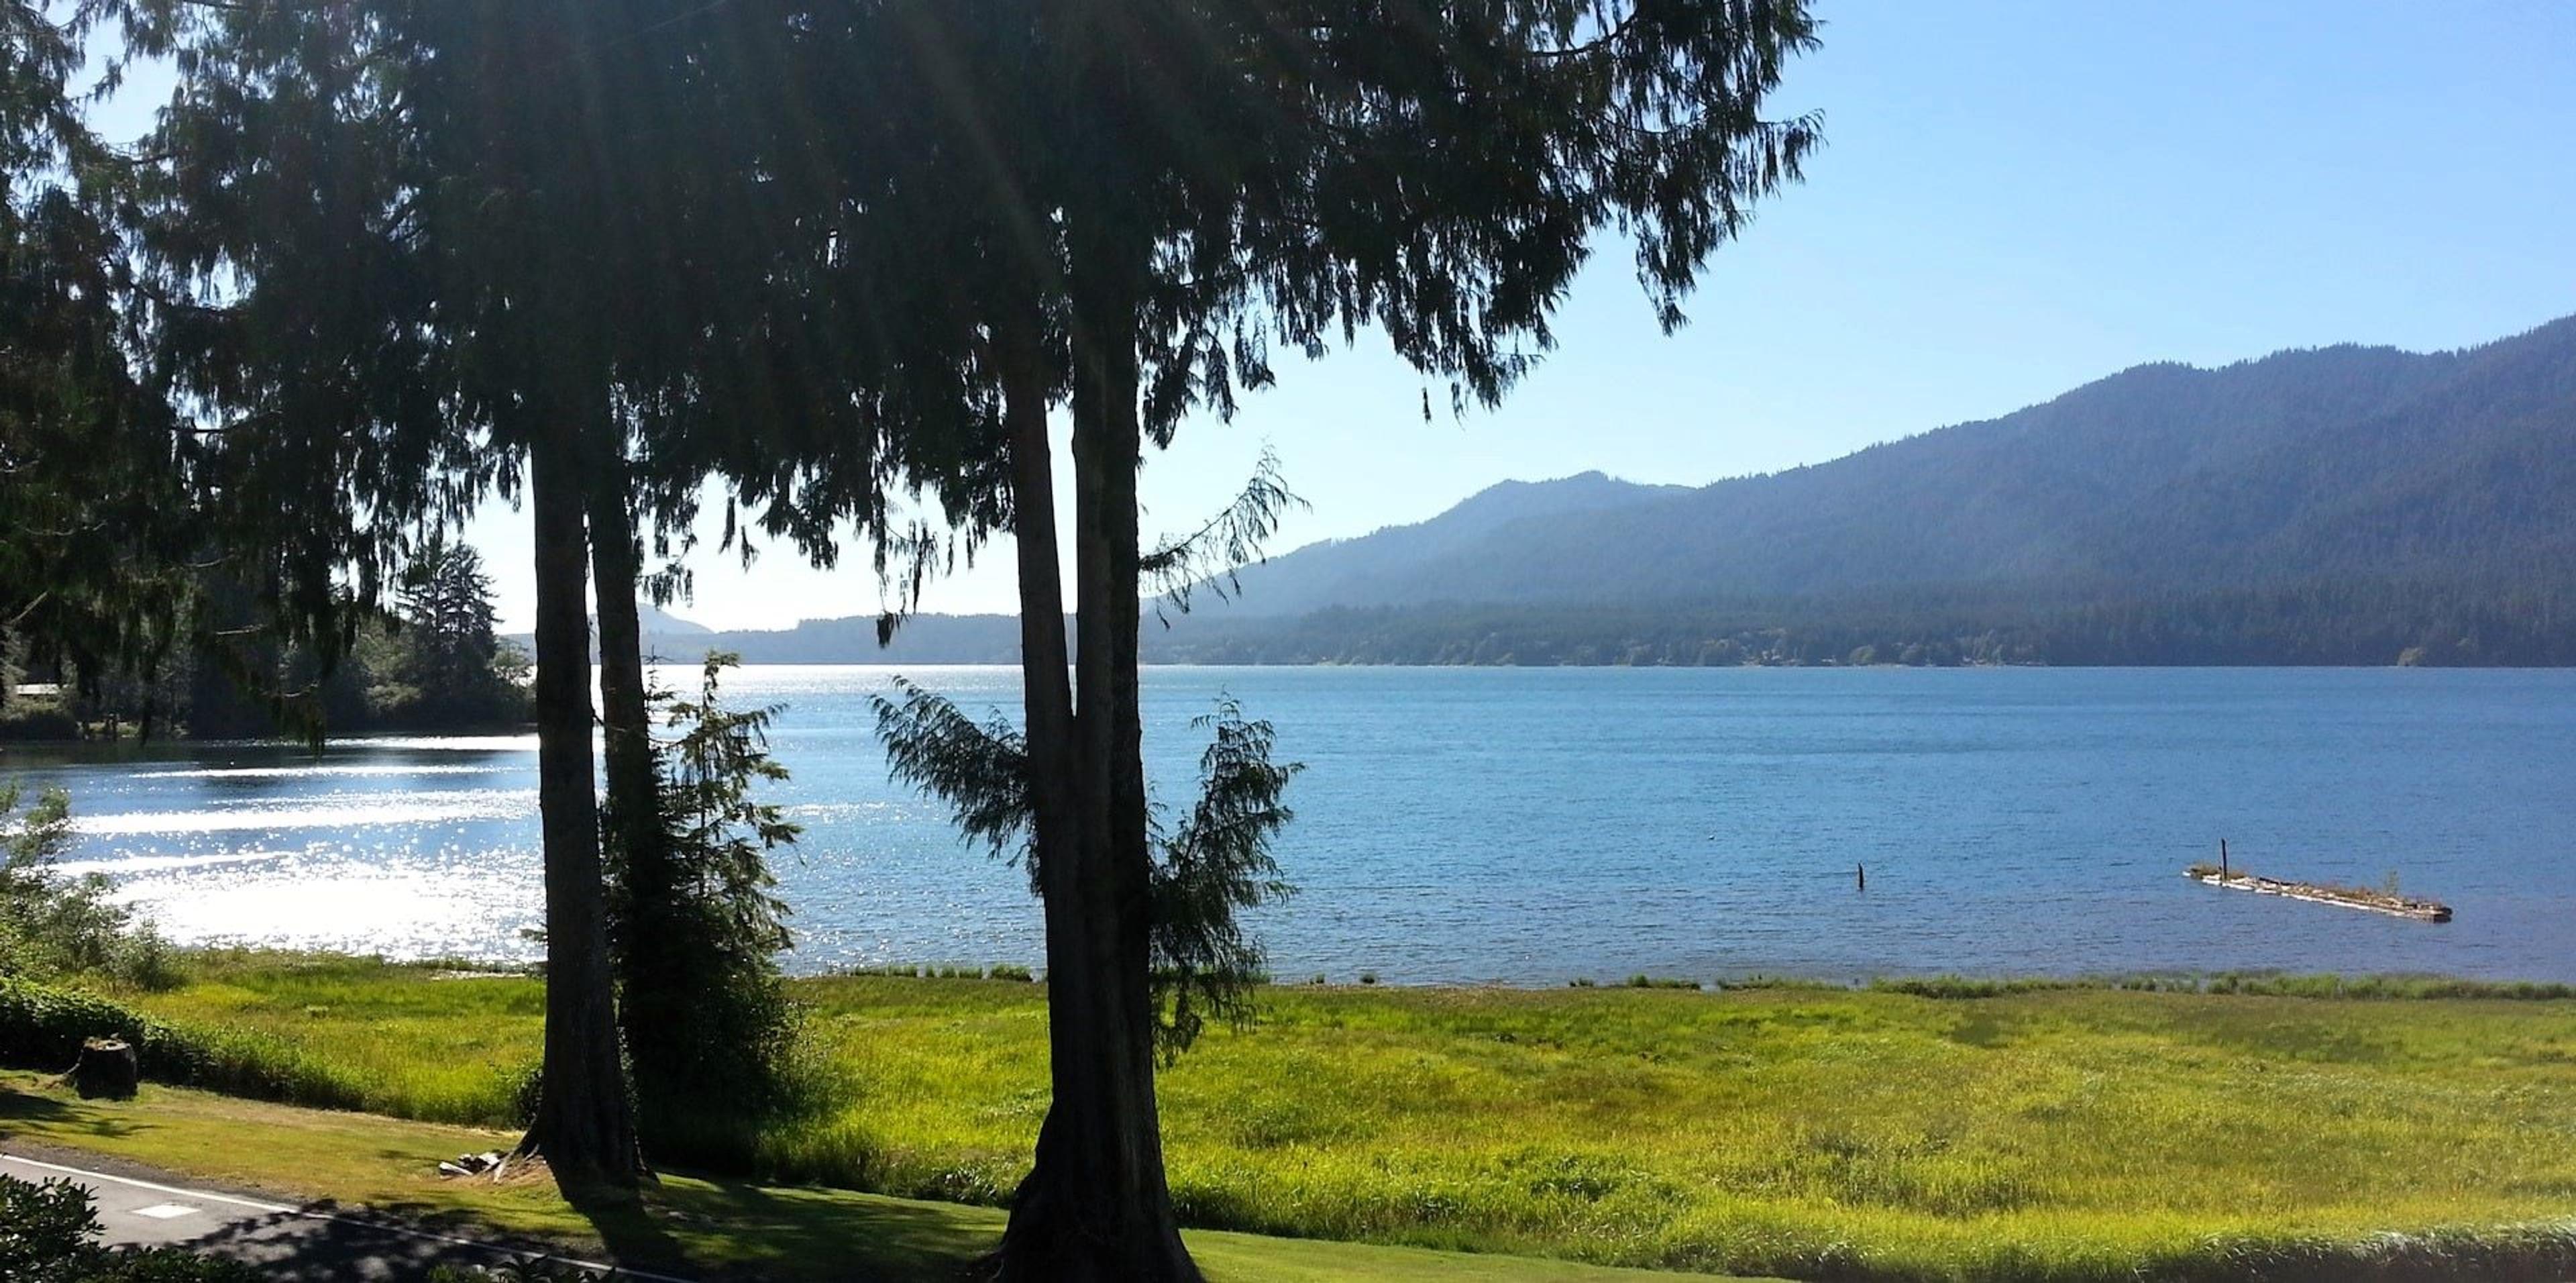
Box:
5;665;2572;984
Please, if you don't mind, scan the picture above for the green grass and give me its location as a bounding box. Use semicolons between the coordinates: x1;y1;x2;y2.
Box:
100;954;545;1123
44;954;2576;1280
0;1074;1726;1282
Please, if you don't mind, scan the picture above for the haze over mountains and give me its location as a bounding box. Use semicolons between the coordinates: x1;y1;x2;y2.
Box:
640;313;2576;667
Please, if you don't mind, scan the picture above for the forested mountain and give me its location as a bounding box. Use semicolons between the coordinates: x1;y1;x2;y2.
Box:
641;315;2576;667
640;604;712;635
1210;314;2576;613
1207;470;1690;617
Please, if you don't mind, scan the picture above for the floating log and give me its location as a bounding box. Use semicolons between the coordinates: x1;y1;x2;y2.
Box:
2186;863;2452;923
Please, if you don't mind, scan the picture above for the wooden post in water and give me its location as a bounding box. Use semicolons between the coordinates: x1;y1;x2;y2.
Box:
2220;839;2229;880
1856;863;1866;892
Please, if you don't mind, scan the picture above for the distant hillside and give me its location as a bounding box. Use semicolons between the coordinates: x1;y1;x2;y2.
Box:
641;603;711;635
1209;471;1690;617
614;313;2576;668
1203;314;2576;615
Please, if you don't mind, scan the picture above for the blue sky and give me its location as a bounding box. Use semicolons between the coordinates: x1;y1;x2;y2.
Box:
89;2;2576;629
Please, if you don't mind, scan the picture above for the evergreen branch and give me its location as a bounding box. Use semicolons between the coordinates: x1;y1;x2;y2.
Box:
1144;448;1306;621
869;678;1034;882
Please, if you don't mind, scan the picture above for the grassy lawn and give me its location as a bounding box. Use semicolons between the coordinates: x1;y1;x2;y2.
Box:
0;1074;1725;1282
63;957;2576;1279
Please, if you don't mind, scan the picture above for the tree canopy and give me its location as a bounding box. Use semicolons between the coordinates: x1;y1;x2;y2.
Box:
788;5;1819;1276
9;0;1820;1250
1;1;197;711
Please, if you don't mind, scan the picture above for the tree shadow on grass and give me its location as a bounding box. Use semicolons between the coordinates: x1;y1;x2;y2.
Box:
643;1174;1001;1281
0;1084;143;1139
360;1172;999;1281
563;1180;696;1276
178;1207;584;1282
0;1086;78;1125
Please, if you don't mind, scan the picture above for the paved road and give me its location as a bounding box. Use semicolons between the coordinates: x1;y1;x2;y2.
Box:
1;1149;692;1280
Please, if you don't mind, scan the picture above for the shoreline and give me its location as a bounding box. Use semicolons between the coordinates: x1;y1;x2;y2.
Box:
138;949;2576;999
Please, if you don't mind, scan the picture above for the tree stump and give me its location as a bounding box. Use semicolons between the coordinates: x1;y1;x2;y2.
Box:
67;1037;140;1099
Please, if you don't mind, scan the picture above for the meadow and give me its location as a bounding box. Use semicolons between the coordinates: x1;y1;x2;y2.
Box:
0;1077;1719;1283
23;956;2576;1280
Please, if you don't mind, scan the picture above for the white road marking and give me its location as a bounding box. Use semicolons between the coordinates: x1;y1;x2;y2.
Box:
131;1202;203;1219
1;1153;293;1213
0;1152;698;1282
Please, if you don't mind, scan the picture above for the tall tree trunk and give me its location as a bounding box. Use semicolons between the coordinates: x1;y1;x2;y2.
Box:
586;444;663;931
587;441;674;1150
993;305;1097;1273
997;268;1198;1280
517;409;642;1192
1094;278;1193;1283
996;305;1080;924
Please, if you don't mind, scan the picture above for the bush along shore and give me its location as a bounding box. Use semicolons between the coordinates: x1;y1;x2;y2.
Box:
6;953;2576;1282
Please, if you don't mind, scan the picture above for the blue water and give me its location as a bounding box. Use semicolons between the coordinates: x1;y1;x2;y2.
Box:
5;666;2571;984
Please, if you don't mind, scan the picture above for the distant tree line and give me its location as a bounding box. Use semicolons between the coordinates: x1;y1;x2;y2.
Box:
580;569;2576;671
3;537;529;740
1145;578;2576;668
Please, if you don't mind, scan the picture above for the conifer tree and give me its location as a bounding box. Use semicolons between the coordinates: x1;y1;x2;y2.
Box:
753;3;1819;1275
1;1;192;715
119;0;751;1190
988;6;1819;1276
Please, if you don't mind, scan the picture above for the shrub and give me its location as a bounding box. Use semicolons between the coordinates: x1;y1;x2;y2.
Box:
1;784;191;990
0;1174;262;1282
1711;974;1844;992
1625;975;1701;990
0;979;166;1072
0;977;362;1109
1866;972;2576;1001
831;963;1038;980
108;923;190;992
0;1174;93;1272
610;656;806;1160
0;698;78;742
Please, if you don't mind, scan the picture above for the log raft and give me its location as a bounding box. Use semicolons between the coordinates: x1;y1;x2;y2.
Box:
2186;864;2453;923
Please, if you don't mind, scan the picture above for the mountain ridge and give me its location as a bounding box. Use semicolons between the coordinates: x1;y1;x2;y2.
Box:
624;313;2576;666
1199;314;2573;615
